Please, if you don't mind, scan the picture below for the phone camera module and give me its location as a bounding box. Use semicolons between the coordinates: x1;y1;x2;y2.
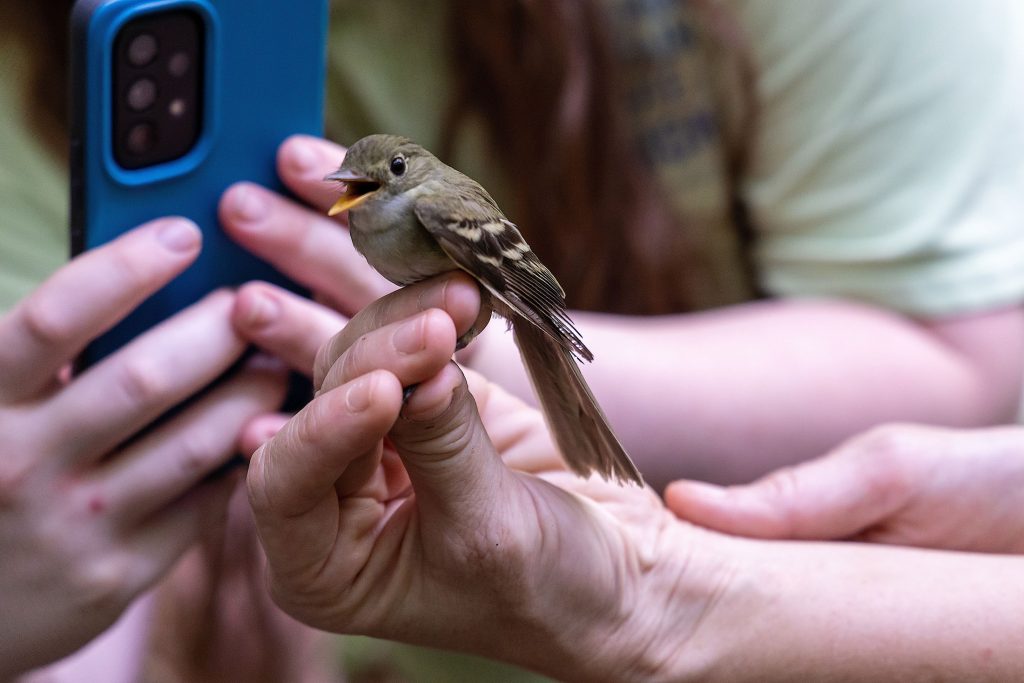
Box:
126;78;158;111
127;33;158;67
113;11;203;169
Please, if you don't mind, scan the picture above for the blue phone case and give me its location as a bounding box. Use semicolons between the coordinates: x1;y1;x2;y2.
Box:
70;0;327;366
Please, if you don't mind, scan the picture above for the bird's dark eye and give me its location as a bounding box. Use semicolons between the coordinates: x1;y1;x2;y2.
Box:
389;155;406;176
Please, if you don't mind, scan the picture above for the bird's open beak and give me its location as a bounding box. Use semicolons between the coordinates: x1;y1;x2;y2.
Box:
324;169;381;216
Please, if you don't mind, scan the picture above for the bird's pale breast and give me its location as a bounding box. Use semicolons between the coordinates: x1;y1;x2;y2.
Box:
349;196;454;286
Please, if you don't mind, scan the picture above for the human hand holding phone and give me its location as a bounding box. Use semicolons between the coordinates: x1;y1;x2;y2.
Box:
0;219;286;678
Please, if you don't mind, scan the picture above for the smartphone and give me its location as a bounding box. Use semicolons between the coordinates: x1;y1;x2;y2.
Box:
70;0;328;367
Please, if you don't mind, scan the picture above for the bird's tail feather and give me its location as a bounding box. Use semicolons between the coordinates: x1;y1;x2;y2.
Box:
512;318;643;485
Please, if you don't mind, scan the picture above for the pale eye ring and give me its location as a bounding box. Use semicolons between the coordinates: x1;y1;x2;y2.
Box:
389;155;406;176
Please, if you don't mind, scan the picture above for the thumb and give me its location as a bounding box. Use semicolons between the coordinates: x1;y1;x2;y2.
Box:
664;445;910;541
389;361;510;521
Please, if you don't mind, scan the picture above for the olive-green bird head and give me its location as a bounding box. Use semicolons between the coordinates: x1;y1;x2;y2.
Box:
324;134;437;216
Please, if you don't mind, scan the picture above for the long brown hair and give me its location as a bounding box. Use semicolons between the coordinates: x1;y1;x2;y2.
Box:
445;1;681;314
443;0;751;314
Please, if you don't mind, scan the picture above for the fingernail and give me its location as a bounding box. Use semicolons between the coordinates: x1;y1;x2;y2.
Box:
156;219;201;252
242;291;280;328
393;317;425;354
228;184;267;223
346;375;374;413
285;139;318;175
678;481;728;500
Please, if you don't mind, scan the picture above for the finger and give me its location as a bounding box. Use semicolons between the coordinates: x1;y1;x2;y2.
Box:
47;291;247;466
0;218;201;402
276;134;349;211
317;308;457;395
238;413;291;457
664;443;912;540
313;273;482;389
389;362;513;521
247;370;403;577
249;369;402;519
122;468;243;597
90;354;287;525
220;182;394;313
233;281;346;375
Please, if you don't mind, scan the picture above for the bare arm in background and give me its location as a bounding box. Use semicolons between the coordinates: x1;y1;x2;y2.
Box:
221;135;1024;488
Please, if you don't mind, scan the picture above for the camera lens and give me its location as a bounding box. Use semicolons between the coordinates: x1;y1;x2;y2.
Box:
125;122;157;155
168;51;191;77
126;78;158;111
127;33;158;67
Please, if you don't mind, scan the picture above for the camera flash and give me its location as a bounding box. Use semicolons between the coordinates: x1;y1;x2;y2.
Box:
168;98;187;118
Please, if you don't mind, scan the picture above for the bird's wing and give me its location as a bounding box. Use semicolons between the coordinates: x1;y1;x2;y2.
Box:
413;186;592;362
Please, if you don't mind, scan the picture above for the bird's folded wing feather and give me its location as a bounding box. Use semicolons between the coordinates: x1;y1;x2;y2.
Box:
412;187;592;362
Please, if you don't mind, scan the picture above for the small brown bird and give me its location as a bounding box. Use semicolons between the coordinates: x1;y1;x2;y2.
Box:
325;134;642;485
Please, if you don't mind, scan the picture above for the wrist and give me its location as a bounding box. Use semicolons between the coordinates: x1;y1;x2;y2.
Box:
497;493;741;683
601;524;744;683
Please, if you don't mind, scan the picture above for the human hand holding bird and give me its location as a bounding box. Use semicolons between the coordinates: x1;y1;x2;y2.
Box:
325;134;642;485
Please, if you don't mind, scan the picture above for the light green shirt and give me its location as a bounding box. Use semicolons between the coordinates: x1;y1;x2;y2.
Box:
730;0;1024;317
0;35;67;312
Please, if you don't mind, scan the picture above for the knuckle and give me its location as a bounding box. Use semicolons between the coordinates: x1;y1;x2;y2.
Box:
317;334;360;392
174;431;222;480
115;358;169;405
294;398;330;451
855;423;922;460
71;555;134;615
759;466;804;532
860;427;921;497
246;447;272;511
107;242;154;291
763;466;801;505
336;335;369;384
395;410;474;460
313;340;336;390
19;296;76;349
842;424;925;505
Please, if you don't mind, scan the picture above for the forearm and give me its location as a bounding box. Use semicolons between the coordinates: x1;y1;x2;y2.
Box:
468;298;1024;487
697;540;1024;682
490;521;1024;683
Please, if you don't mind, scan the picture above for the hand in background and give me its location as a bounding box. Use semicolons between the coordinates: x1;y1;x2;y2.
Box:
666;424;1024;554
245;274;732;682
0;219;286;678
220;134;393;319
139;486;340;683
